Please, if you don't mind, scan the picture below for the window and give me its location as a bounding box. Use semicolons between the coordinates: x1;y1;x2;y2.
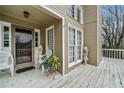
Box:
35;32;38;47
46;26;54;55
68;5;82;24
77;7;81;22
68;5;75;18
3;26;9;47
77;31;82;60
68;24;83;67
68;27;76;63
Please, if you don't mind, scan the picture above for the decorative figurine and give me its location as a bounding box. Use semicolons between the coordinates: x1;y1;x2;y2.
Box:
39;45;43;56
84;46;88;65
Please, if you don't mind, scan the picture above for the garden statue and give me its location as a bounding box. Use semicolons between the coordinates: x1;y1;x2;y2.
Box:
38;45;45;73
39;45;43;56
84;46;88;65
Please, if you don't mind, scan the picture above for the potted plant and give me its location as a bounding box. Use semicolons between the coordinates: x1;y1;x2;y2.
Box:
48;56;61;79
41;56;61;79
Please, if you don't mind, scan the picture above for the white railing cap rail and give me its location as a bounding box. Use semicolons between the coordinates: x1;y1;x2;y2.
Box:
102;49;124;51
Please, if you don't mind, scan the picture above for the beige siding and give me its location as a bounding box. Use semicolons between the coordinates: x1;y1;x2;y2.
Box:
40;19;63;72
84;6;98;66
0;14;41;29
46;5;84;74
0;5;103;74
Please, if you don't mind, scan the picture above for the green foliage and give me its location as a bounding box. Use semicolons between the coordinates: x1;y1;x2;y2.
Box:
48;56;61;70
41;56;61;71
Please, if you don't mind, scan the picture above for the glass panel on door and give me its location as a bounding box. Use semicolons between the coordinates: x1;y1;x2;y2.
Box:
16;28;32;64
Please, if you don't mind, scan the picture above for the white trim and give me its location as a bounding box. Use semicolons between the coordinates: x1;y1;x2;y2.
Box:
46;25;55;54
40;5;65;75
34;29;41;47
68;23;83;68
0;23;2;51
34;29;41;68
0;21;11;53
97;5;102;66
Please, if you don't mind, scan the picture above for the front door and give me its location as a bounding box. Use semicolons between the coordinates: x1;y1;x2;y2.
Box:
15;28;33;69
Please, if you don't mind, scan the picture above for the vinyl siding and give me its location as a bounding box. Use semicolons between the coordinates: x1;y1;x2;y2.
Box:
84;5;98;66
45;5;84;74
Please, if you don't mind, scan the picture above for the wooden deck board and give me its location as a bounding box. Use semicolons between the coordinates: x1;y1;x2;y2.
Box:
114;61;122;88
65;66;92;88
102;59;110;88
49;58;124;88
95;60;107;88
87;60;105;88
117;61;124;88
1;58;124;88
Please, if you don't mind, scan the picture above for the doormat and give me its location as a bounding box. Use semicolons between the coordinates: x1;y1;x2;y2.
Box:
16;66;35;74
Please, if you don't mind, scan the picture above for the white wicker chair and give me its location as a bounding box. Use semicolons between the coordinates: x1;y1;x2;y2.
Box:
0;51;14;76
39;50;52;73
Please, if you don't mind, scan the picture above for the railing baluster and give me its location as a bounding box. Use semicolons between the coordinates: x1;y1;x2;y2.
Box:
102;49;124;61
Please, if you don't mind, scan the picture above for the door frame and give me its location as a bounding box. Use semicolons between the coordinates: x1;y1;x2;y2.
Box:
12;25;34;70
45;25;55;54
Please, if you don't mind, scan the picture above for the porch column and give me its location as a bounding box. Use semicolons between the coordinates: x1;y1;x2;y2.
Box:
0;22;2;51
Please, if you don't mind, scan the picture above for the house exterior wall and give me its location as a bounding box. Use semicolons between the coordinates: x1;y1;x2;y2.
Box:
46;5;102;73
0;15;63;71
0;14;41;29
40;19;63;72
83;5;97;66
46;6;84;74
0;5;103;74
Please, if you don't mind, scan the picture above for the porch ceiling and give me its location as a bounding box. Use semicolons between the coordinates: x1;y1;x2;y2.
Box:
0;5;58;27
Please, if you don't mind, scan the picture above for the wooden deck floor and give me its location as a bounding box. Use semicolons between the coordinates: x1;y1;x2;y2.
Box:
49;58;124;88
0;58;124;88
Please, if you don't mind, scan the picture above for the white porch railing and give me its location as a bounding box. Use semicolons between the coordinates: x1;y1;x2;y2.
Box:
102;49;124;59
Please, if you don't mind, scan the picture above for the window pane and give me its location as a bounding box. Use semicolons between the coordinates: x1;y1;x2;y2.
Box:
69;27;75;45
3;26;9;47
4;41;9;47
68;5;75;18
35;32;38;47
69;46;75;63
47;28;54;55
4;26;9;32
77;46;81;60
48;29;53;46
77;31;81;45
4;34;9;40
35;32;38;37
68;27;76;64
77;8;81;22
77;31;82;60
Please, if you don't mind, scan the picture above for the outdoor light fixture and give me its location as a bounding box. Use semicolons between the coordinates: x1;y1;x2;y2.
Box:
23;11;30;18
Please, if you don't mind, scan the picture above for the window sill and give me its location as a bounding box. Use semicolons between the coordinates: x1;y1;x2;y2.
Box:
68;59;82;68
67;14;83;25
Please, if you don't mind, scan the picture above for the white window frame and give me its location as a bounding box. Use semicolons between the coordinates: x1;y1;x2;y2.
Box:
68;23;83;68
68;5;75;18
67;5;83;24
46;25;55;55
34;29;40;47
0;21;11;53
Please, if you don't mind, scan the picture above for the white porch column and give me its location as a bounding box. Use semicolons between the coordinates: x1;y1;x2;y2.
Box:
34;29;41;68
0;22;2;51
